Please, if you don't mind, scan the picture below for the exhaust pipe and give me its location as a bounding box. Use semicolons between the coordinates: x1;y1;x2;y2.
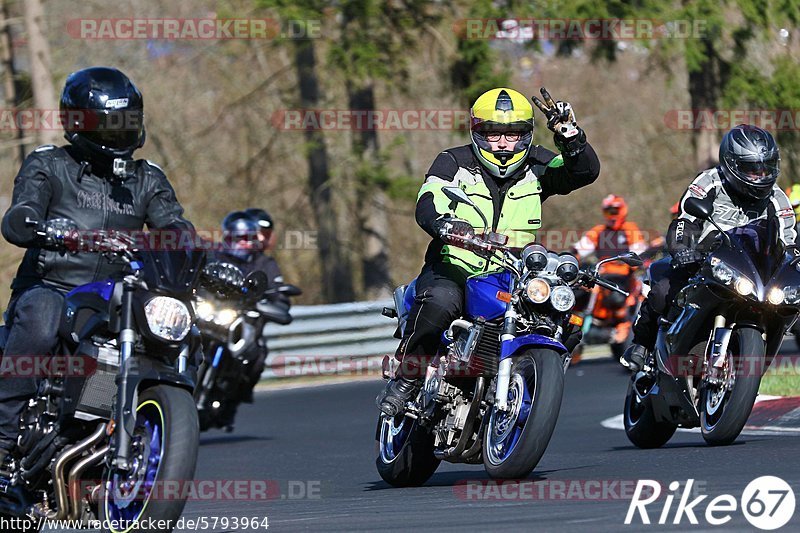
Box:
67;444;110;521
51;422;107;520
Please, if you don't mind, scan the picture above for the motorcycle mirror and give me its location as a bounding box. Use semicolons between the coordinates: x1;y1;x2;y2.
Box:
683;197;713;221
442;186;473;206
5;205;40;242
243;270;269;296
442;187;489;236
619;252;644;267
278;284;303;296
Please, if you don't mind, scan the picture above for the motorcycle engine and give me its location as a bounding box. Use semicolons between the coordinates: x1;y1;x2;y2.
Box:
17;383;59;455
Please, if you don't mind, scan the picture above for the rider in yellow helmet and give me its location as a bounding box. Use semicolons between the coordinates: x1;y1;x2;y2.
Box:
377;87;601;415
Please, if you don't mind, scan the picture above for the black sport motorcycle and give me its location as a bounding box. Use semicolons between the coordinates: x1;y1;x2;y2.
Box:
194;282;301;432
624;196;800;447
0;207;254;532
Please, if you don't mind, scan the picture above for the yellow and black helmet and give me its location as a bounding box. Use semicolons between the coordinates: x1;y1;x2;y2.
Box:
470;88;534;178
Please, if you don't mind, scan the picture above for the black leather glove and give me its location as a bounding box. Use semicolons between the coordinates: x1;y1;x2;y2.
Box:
432;217;475;244
671;249;705;269
531;87;586;157
39;218;81;253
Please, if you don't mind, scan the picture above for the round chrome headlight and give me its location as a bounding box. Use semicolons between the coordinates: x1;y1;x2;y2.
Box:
525;278;551;304
550;285;576;312
144;297;192;342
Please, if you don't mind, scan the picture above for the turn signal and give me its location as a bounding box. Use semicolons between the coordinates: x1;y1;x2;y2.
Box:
496;291;512;303
569;314;584;327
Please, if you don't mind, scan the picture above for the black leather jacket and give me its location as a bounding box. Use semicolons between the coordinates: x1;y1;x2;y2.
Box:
1;144;194;292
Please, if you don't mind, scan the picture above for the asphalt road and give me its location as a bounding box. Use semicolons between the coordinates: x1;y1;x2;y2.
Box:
164;359;800;532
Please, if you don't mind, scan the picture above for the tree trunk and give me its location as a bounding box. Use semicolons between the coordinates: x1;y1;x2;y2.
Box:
23;0;59;146
688;39;727;170
348;82;391;299
294;40;355;303
0;0;24;164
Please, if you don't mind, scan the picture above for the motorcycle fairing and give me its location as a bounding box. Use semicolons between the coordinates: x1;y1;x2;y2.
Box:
466;271;511;321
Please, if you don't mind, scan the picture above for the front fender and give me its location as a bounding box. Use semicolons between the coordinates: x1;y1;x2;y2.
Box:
500;333;568;362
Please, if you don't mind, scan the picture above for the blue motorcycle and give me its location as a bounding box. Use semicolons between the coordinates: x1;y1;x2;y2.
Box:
376;187;640;483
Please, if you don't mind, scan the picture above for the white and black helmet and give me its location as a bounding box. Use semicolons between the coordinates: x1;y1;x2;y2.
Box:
719;124;780;201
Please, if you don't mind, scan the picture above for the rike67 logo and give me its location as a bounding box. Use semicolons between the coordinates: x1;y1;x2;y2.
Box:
626;477;795;530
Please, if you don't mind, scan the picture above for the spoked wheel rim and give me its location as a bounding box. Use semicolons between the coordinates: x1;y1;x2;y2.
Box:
378;414;413;464
486;370;533;466
104;400;165;531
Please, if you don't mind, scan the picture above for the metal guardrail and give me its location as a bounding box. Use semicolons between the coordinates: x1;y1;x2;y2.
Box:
260;300;398;379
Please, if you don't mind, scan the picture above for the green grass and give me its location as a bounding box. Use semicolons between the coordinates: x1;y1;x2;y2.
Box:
759;373;800;397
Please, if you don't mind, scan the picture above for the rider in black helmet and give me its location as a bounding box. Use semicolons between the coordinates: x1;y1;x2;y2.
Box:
622;124;799;371
213;209;290;408
0;67;194;461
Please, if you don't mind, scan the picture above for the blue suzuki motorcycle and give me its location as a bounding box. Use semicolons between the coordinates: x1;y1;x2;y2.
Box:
376;187;640;483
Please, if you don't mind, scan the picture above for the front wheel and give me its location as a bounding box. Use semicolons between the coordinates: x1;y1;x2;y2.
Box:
483;350;565;479
375;411;440;487
700;327;764;446
100;385;199;533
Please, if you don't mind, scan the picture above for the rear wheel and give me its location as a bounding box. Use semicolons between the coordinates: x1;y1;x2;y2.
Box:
483;350;564;479
375;413;440;487
623;374;677;448
700;327;764;446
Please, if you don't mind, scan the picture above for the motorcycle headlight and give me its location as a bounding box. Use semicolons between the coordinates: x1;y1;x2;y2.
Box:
144;297;192;342
735;277;754;297
767;287;785;305
550;285;576;312
215;308;239;326
784;286;800;305
710;257;754;297
710;257;734;285
193;298;215;321
525;278;551;304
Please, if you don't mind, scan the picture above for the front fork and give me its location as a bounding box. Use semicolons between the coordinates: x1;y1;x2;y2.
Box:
495;277;519;411
706;315;732;385
112;280;139;471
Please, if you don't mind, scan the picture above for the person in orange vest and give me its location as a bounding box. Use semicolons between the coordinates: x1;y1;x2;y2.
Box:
574;194;647;266
572;195;646;359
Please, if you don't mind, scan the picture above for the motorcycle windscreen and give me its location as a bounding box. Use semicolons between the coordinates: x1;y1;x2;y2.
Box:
725;218;782;283
137;249;205;293
466;270;512;321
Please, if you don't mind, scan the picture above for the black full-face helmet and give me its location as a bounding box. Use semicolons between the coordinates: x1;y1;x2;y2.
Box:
222;210;262;260
719;124;780;201
59;67;146;163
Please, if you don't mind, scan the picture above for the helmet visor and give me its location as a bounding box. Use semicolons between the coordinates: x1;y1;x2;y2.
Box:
603;206;621;216
78;109;144;150
734;158;780;183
